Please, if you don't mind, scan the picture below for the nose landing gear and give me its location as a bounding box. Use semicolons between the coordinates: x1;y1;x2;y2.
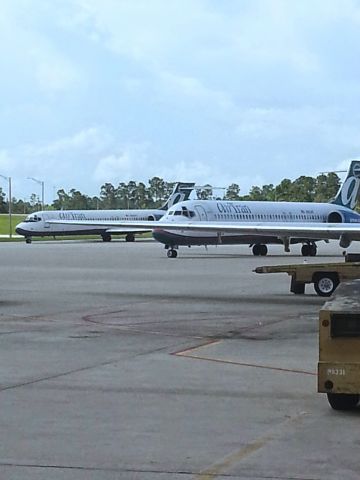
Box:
167;249;178;258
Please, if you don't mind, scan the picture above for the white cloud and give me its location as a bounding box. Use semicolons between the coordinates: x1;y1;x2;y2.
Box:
93;152;131;183
3;0;360;201
0;151;13;171
159;72;235;111
93;143;150;184
34;53;81;93
235;106;360;148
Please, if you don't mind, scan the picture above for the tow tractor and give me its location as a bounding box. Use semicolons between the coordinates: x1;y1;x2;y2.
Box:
254;254;360;297
318;280;360;410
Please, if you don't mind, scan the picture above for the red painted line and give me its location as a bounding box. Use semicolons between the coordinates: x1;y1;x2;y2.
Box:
176;352;316;376
171;339;221;356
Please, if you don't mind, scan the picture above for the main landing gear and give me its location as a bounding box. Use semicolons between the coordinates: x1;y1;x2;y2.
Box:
101;233;112;242
25;237;32;244
252;244;268;256
125;233;135;242
301;242;317;257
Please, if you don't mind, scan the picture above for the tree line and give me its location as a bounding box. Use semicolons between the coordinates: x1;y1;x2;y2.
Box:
0;172;343;214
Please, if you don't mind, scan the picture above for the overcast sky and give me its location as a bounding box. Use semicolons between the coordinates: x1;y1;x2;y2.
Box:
1;0;360;203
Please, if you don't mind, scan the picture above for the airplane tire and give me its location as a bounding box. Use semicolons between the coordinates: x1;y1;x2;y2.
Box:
125;233;135;242
252;244;261;256
313;273;339;297
101;233;111;242
167;249;178;258
301;244;310;256
260;244;268;256
309;243;317;256
327;393;359;410
25;237;32;244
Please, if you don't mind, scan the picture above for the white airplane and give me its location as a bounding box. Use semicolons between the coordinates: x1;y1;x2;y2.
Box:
15;182;195;244
45;161;360;257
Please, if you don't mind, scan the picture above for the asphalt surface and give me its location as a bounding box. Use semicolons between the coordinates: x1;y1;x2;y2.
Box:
0;238;359;479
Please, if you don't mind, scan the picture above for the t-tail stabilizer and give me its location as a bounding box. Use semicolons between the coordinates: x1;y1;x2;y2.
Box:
160;182;195;210
331;160;360;209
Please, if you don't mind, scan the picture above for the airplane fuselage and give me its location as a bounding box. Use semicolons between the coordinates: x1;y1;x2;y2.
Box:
153;199;360;247
16;209;163;239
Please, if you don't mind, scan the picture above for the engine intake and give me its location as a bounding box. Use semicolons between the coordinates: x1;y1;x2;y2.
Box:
327;211;344;223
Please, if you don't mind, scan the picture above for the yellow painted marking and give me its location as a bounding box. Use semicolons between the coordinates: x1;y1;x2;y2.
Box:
194;412;308;479
195;434;273;479
174;340;222;357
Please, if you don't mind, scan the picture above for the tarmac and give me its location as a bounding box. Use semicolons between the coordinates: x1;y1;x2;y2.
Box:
0;238;359;479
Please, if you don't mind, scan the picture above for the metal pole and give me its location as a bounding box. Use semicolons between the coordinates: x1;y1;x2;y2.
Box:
42;181;44;210
9;177;12;239
27;177;45;211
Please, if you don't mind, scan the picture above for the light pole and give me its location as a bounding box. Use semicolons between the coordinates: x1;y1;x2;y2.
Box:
0;175;12;239
27;177;45;210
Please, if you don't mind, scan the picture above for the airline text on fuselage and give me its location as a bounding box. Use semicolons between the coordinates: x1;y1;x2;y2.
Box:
59;212;87;221
216;202;252;214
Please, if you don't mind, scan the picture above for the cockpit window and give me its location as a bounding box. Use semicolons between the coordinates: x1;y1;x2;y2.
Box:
24;215;42;223
173;209;195;218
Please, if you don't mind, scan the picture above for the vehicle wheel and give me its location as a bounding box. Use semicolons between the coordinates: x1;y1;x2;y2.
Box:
125;233;135;242
260;244;268;256
167;249;178;258
101;233;111;242
25;237;32;244
313;273;339;297
301;244;310;256
252;244;261;256
327;393;359;410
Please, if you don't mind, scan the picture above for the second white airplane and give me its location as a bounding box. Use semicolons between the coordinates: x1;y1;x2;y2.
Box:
15;182;195;243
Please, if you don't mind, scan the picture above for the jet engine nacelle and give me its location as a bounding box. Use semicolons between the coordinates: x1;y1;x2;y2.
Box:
327;211;344;223
328;209;360;223
147;214;158;221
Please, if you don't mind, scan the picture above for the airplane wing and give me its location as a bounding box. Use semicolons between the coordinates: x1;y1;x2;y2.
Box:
48;219;360;241
106;228;151;234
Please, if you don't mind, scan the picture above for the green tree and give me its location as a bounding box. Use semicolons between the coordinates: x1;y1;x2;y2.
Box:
291;176;316;202
0;187;7;213
224;183;241;201
100;183;118;209
260;184;275;201
127;181;138;208
247;185;266;201
149;177;166;206
314;172;341;202
274;179;293;201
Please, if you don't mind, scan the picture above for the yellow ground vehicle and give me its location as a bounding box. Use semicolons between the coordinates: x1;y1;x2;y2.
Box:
254;254;360;297
318;280;360;410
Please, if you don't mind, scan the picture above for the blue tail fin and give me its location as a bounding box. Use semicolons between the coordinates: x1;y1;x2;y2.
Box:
160;182;195;210
331;160;360;209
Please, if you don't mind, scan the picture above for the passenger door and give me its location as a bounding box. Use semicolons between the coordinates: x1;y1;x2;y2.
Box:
194;204;208;221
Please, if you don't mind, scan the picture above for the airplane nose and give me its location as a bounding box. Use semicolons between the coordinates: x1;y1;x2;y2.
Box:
15;225;26;236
